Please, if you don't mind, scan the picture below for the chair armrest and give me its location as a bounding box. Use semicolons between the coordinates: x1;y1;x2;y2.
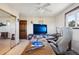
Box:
48;40;56;44
50;43;57;48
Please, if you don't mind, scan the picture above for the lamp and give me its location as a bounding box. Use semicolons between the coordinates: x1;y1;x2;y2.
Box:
6;20;10;25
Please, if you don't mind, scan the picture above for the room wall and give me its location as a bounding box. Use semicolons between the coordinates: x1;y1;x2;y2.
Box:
55;3;79;53
0;3;18;17
0;4;19;44
72;29;79;53
20;16;56;35
55;3;79;27
0;17;16;38
45;17;56;34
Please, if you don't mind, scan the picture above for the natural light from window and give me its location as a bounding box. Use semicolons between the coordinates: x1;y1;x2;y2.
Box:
66;7;79;28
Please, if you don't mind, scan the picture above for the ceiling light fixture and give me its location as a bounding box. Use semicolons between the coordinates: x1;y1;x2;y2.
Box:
38;8;45;13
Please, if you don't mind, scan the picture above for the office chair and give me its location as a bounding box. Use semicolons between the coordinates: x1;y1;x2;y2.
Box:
49;27;77;55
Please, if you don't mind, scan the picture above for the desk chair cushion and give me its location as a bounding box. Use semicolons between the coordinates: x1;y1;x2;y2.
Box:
50;27;72;54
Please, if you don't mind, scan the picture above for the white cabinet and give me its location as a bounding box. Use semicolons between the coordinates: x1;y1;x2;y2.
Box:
72;28;79;53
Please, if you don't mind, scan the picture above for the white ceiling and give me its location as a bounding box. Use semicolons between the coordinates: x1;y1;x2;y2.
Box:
7;3;72;17
0;9;15;19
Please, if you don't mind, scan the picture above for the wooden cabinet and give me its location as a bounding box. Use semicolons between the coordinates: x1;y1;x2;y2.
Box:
0;32;8;39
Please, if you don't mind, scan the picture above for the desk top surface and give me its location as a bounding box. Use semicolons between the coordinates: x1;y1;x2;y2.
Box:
22;38;55;55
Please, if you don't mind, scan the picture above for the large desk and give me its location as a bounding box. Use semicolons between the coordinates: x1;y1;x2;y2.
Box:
22;38;55;55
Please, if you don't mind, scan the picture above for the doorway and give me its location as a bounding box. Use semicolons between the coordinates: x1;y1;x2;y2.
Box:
19;20;27;39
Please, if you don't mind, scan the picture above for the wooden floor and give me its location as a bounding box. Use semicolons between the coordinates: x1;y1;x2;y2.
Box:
6;40;30;55
0;39;10;54
0;39;16;54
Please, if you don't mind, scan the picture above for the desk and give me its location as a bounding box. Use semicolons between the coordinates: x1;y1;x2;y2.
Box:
22;38;55;55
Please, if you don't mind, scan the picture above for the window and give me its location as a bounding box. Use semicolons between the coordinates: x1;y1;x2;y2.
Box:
65;6;79;28
66;14;76;27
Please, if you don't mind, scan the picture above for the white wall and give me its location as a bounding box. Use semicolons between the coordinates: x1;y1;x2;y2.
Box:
15;19;19;44
0;3;18;17
55;3;79;53
45;17;56;34
20;16;56;35
0;4;19;44
72;29;79;53
0;18;16;38
55;13;65;27
55;3;79;27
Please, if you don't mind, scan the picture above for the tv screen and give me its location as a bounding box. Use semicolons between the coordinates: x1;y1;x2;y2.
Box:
33;24;47;34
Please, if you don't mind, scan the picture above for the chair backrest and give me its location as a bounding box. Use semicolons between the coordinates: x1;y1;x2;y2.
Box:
56;27;72;53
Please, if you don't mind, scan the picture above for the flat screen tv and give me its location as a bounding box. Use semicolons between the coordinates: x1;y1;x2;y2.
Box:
33;24;47;34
